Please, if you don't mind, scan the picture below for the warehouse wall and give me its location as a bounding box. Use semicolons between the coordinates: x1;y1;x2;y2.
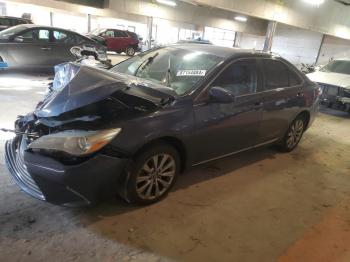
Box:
5;0;268;37
237;33;265;50
271;23;323;65
317;35;350;65
192;0;350;41
108;0;268;36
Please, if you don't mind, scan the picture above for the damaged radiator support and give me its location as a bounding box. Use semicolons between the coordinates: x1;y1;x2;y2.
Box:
0;128;39;138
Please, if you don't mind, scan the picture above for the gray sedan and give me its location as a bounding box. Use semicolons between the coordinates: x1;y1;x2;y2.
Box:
0;24;107;72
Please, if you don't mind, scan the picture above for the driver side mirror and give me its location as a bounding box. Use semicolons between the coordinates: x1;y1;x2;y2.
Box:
209;86;235;103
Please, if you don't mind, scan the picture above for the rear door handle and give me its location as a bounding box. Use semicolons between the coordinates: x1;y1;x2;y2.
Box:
253;101;264;109
41;47;51;50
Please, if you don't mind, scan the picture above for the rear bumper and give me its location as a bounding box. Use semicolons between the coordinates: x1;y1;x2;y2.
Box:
5;137;129;207
307;98;319;129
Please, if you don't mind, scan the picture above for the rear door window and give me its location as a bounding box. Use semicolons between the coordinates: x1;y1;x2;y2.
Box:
102;30;114;37
53;30;78;44
114;30;127;37
289;69;303;86
262;59;303;90
262;59;289;90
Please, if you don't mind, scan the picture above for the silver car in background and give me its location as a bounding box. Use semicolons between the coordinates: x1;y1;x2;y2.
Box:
307;59;350;113
0;24;107;72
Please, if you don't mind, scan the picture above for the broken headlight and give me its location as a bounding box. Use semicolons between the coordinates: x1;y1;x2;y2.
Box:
28;128;121;156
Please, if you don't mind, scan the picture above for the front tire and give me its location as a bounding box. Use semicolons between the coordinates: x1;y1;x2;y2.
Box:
279;115;306;152
125;143;180;204
126;46;136;56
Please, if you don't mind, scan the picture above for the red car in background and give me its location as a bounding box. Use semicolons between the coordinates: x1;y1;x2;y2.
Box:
88;28;141;56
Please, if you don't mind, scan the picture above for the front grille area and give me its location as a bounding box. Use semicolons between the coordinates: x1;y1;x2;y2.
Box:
5;136;45;200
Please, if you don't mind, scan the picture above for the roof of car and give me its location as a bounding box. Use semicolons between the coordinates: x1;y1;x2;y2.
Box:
11;24;86;35
0;16;31;21
169;43;275;59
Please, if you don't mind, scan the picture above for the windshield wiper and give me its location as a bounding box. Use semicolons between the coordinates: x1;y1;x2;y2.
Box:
134;52;159;76
165;55;172;87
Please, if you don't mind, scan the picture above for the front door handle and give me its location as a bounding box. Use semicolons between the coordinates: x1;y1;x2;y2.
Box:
41;47;51;50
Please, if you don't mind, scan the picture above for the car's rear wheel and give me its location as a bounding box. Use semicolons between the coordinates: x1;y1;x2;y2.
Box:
126;46;136;56
125;143;180;204
279;115;306;152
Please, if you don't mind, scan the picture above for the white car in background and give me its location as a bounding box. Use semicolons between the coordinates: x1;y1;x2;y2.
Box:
307;59;350;113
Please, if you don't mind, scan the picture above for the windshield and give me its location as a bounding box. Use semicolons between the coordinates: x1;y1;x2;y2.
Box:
0;25;26;40
110;47;224;95
320;60;350;75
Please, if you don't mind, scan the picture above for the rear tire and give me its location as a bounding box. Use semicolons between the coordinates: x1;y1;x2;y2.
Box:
126;46;135;56
279;115;306;152
124;143;180;205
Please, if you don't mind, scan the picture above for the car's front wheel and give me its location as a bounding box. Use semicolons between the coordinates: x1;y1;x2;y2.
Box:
125;143;180;204
279;115;306;152
126;46;136;56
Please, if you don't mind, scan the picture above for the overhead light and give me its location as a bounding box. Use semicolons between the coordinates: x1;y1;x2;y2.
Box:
156;0;177;6
235;16;247;22
301;0;325;5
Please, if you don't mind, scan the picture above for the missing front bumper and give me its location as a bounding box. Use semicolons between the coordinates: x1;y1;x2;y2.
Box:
5;137;45;201
4;136;130;206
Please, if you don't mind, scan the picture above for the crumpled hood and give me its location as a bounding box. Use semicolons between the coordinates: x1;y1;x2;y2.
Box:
35;63;176;118
307;71;350;88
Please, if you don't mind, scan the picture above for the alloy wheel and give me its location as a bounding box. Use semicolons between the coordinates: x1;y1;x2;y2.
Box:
286;119;304;149
136;153;176;200
126;47;135;56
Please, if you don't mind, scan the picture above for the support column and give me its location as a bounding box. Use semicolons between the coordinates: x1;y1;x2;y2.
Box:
0;2;6;16
147;16;153;50
315;34;325;65
234;32;243;47
50;11;54;26
263;20;277;52
87;14;91;33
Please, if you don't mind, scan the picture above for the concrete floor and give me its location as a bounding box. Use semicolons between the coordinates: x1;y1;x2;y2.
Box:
0;72;350;262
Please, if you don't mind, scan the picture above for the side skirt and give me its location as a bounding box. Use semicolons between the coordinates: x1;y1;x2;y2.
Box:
192;138;280;167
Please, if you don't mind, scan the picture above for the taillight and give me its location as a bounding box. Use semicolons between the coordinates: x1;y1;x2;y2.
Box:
315;86;322;97
0;56;8;68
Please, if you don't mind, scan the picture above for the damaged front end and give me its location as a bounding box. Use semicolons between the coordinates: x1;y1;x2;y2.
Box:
4;63;176;206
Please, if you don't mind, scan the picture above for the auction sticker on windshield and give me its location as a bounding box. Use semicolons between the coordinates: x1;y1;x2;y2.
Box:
177;70;206;76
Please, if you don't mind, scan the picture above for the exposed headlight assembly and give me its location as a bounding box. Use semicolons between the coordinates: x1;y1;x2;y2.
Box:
28;128;121;156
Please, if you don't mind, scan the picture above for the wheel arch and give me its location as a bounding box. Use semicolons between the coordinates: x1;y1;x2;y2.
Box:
80;50;98;59
133;136;187;173
297;110;311;130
